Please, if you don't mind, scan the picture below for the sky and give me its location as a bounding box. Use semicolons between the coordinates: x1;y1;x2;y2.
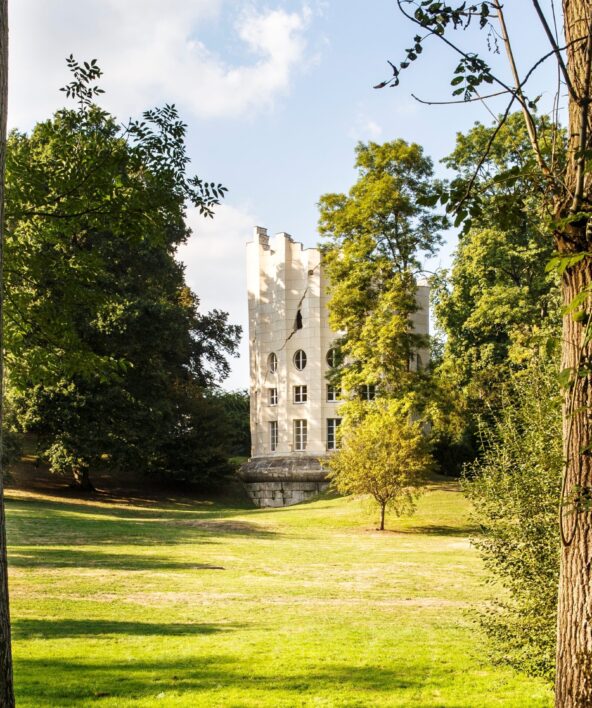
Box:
8;1;561;389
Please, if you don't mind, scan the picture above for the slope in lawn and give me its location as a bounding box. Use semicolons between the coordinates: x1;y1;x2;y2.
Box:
7;480;553;707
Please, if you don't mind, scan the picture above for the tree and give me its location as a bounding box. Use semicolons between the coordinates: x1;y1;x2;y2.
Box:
463;360;562;680
380;4;592;701
325;399;432;530
4;60;239;490
318;140;447;396
0;0;13;702
433;113;561;425
211;389;251;457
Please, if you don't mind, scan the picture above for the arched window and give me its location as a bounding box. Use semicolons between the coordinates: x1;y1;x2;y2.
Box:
293;349;307;371
326;347;341;368
268;352;278;373
295;310;303;330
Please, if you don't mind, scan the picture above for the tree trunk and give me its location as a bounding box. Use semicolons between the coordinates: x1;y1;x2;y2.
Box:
0;1;13;705
556;262;592;706
72;468;94;492
555;3;592;705
379;502;386;531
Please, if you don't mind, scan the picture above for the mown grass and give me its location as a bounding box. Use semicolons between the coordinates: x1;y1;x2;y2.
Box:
7;480;553;707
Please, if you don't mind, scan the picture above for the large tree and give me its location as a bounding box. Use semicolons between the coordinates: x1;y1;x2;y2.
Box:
381;2;592;703
4;60;239;490
434;113;561;409
318;139;446;396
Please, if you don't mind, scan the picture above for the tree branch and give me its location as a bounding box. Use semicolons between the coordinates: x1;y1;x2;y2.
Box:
492;0;551;179
411;89;509;105
571;18;592;213
531;0;578;101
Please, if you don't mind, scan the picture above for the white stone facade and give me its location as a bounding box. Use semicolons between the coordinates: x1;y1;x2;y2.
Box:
240;226;430;507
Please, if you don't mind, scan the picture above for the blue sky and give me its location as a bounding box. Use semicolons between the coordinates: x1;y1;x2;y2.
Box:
9;1;560;388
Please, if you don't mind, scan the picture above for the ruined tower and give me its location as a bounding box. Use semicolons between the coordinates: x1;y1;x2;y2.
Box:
239;226;430;507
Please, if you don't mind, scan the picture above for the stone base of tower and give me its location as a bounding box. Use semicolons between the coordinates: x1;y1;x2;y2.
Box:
238;456;329;508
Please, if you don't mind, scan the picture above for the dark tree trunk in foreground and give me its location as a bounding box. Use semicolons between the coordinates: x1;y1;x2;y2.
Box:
557;264;592;706
0;1;14;705
555;2;592;705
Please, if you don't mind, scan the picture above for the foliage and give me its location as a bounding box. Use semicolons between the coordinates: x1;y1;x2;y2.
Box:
434;114;561;398
325;398;432;529
429;114;562;473
463;361;562;681
210;389;251;457
319;139;447;396
4;59;239;487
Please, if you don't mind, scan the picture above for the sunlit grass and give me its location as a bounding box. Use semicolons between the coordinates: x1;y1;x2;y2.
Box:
7;479;553;706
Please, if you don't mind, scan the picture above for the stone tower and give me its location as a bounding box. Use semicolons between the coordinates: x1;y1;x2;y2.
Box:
239;226;430;507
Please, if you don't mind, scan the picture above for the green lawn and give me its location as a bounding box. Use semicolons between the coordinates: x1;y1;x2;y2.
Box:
7;480;553;707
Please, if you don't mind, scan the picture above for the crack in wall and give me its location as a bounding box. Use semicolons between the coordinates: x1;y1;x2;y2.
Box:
278;286;308;352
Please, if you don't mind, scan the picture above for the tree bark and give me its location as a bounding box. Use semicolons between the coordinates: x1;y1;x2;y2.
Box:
555;3;592;705
72;468;94;492
379;502;386;531
556;262;592;706
0;1;13;705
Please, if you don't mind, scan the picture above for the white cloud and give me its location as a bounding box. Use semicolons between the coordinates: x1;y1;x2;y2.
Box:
348;113;383;141
8;1;312;128
177;203;258;390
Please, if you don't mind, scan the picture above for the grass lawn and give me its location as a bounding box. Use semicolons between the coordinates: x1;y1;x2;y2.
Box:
6;479;553;707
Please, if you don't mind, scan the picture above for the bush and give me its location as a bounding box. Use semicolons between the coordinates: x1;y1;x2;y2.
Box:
463;361;561;680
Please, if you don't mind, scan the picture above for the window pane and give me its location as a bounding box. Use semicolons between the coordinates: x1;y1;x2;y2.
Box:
293;349;307;371
294;385;307;403
268;352;278;373
270;421;278;451
327;384;341;402
293;419;307;451
326;348;341;368
327;418;341;450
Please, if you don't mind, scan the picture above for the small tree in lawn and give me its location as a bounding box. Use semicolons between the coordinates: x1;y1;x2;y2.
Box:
326;400;432;530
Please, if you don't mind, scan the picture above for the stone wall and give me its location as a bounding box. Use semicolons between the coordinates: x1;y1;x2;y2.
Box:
239;455;329;507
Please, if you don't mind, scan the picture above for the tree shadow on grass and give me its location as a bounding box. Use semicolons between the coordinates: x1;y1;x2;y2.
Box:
8;502;279;547
15;656;435;706
13;619;232;640
7;495;254;521
394;523;480;538
8;547;229;571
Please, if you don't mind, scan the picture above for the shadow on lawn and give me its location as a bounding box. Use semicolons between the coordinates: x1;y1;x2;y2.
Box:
8;547;229;571
7;495;257;522
8;502;278;547
396;523;480;538
16;656;427;704
13;619;231;640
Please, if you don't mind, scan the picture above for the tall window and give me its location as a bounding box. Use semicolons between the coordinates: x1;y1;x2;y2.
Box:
268;352;278;373
327;418;341;450
293;419;307;451
268;388;278;405
293;349;307;370
293;385;307;403
360;384;376;401
326;384;341;402
270;421;278;451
